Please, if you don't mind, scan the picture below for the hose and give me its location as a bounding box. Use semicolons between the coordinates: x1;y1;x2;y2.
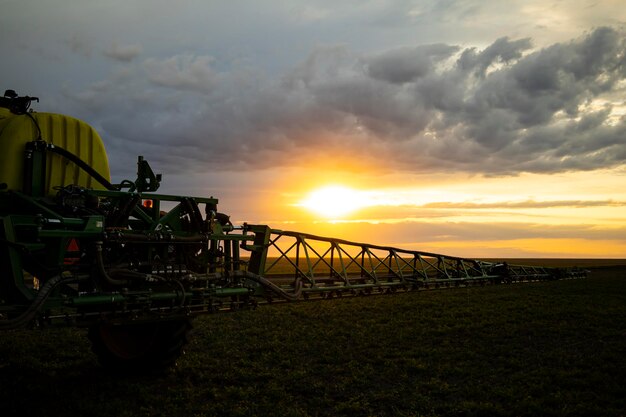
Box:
46;144;116;191
94;242;187;308
94;242;134;287
0;275;72;330
241;271;303;302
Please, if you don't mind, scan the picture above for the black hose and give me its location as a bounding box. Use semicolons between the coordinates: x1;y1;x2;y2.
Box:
46;144;116;190
94;243;187;307
0;275;71;330
26;112;42;140
182;198;204;232
94;242;133;286
242;271;302;301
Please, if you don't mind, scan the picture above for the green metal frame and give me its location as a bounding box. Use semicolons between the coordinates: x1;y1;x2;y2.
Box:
239;228;579;301
0;139;586;329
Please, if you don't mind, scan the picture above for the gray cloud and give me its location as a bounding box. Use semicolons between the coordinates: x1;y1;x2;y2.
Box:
103;42;142;62
62;27;626;178
421;199;626;209
65;34;94;58
365;44;459;84
457;36;532;77
143;55;219;93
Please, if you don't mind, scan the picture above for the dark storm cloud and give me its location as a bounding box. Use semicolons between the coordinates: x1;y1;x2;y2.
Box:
65;27;626;177
365;44;459;84
457;36;532;77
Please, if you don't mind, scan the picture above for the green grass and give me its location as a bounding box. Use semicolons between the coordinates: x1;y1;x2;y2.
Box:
1;266;625;417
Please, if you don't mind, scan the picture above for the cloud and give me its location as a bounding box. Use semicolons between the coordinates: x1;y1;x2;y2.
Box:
421;199;626;209
365;44;459;84
65;27;626;177
457;36;532;77
103;42;142;62
143;55;218;93
65;34;94;58
266;219;626;251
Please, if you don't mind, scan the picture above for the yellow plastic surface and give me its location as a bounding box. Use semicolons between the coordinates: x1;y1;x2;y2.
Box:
0;108;111;195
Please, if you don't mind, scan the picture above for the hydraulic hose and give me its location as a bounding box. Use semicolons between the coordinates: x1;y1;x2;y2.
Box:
242;271;303;301
0;275;72;330
93;242;187;307
94;242;134;286
94;242;171;286
46;144;116;190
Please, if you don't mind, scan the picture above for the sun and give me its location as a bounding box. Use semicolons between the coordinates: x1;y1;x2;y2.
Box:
298;185;370;218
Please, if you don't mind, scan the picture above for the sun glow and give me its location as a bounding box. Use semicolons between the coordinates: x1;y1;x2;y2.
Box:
298;185;372;218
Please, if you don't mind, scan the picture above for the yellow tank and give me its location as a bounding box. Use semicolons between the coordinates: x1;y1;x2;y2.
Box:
0;107;111;195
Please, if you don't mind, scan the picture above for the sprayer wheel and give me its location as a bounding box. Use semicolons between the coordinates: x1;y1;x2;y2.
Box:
88;319;192;372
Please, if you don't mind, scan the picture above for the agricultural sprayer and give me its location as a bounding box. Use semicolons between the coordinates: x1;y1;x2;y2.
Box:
0;91;585;370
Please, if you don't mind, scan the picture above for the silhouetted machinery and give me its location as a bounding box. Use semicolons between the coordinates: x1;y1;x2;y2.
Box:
0;91;585;370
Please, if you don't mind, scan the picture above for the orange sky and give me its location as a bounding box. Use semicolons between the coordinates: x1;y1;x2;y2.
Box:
204;165;626;259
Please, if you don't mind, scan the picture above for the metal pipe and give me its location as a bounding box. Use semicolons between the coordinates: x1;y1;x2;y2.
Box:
214;287;251;297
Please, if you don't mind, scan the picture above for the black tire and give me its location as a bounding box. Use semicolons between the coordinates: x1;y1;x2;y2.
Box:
88;319;192;372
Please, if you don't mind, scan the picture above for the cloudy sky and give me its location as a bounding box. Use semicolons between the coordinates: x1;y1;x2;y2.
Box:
3;0;626;258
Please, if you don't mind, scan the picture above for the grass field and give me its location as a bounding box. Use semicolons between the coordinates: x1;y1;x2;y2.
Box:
0;263;624;417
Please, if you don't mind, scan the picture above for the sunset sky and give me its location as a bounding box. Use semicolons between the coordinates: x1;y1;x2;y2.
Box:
3;1;626;258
